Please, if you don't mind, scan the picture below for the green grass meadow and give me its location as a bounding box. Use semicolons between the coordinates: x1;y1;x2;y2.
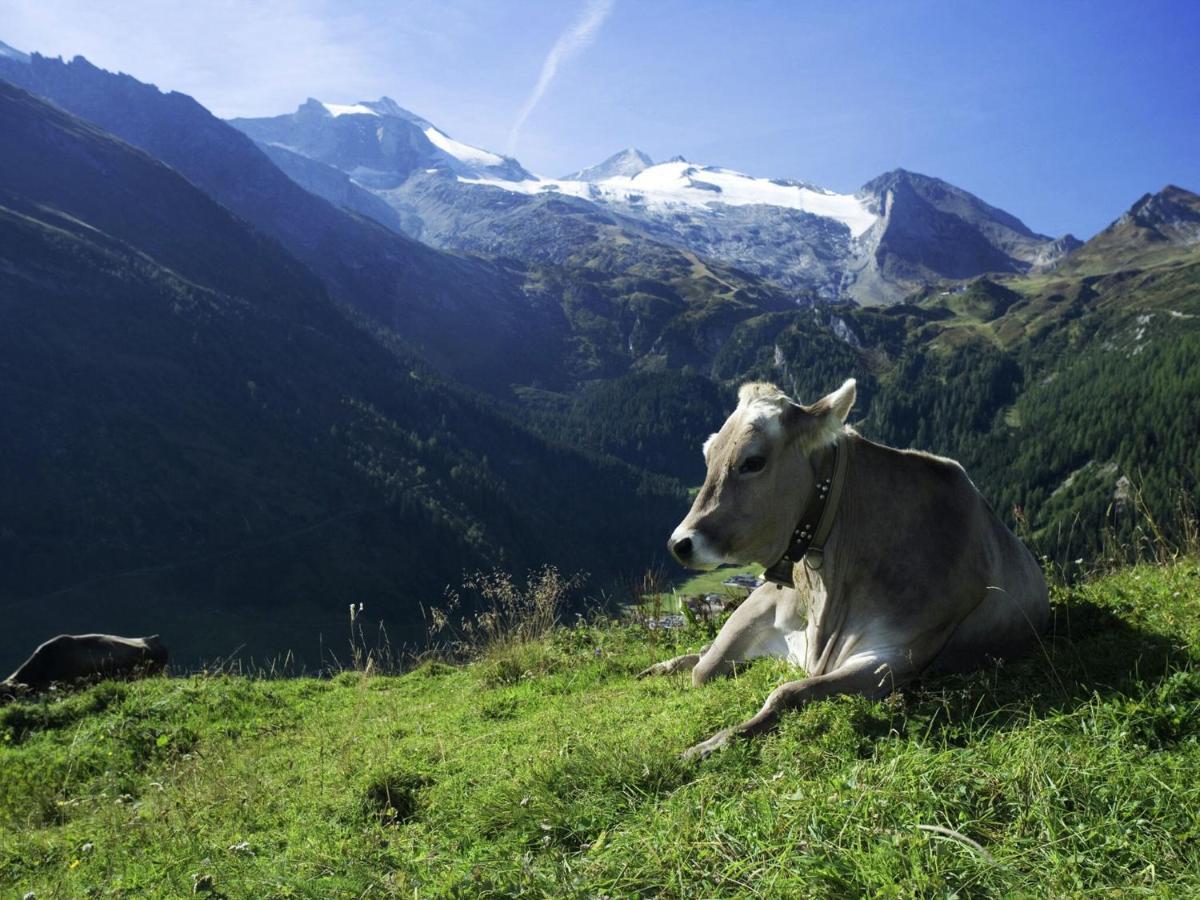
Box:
2;561;1199;897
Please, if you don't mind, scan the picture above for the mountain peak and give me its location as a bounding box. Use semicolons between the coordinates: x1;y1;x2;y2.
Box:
1053;184;1200;275
0;40;30;64
860;167;1045;239
233;96;532;187
1124;184;1200;229
315;99;381;118
859;168;945;195
360;97;427;122
562;147;654;182
297;96;428;125
365;96;403;115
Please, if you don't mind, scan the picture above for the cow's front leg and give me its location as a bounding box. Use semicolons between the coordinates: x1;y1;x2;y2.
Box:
636;646;709;679
690;584;791;685
682;651;914;761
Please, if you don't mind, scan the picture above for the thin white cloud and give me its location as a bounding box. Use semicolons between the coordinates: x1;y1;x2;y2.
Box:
506;0;614;156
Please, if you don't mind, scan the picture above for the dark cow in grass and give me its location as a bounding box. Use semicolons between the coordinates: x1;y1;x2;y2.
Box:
1;634;168;701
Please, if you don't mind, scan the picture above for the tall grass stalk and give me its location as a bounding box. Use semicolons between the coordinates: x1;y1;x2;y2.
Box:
426;565;585;660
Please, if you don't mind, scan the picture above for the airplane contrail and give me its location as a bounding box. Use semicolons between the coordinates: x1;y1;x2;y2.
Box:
506;0;615;156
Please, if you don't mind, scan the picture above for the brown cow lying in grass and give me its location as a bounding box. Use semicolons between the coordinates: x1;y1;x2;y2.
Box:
1;634;168;701
643;379;1049;759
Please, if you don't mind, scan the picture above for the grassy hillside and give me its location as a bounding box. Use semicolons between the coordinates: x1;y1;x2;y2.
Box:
3;560;1198;897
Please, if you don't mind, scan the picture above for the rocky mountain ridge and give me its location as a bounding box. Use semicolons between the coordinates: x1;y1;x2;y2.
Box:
1057;184;1200;275
0;52;582;391
230;97;1079;304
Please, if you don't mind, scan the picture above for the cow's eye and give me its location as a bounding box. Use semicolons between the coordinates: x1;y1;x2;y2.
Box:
739;455;767;474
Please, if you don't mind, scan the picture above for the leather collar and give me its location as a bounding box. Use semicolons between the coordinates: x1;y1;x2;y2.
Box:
762;434;848;588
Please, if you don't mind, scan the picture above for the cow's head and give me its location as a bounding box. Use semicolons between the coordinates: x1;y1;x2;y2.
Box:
668;379;856;568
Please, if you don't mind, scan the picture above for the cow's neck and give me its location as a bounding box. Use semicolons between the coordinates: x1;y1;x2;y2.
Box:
762;433;846;589
798;435;856;674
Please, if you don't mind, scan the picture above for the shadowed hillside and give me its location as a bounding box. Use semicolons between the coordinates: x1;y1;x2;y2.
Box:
0;81;682;668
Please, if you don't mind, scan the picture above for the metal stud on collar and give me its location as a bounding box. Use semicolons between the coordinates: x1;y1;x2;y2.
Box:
763;438;845;589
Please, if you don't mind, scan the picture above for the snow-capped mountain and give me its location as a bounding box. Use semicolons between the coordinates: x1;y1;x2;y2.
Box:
467;157;878;237
229;97;532;189
561;147;653;181
231;99;1077;304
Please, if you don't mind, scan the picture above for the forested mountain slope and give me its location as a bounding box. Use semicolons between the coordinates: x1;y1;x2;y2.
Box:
0;81;682;668
715;203;1200;554
524;186;1200;556
0;52;572;391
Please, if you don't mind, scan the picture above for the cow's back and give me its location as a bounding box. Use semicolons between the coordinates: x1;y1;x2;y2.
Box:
828;435;1048;670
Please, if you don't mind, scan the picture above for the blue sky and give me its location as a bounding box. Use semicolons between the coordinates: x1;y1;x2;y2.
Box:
3;0;1197;238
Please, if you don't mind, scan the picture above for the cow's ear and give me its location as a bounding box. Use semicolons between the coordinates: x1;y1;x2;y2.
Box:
784;379;856;447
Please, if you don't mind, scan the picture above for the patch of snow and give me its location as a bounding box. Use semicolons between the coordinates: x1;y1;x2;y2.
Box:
459;158;879;237
423;126;505;167
321;102;380;118
1169;309;1195;319
830;316;861;348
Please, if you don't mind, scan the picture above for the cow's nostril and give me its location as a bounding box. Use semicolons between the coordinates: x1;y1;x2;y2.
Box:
674;537;693;559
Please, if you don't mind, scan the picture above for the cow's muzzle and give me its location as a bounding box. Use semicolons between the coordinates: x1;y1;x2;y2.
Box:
670;535;693;562
668;526;721;569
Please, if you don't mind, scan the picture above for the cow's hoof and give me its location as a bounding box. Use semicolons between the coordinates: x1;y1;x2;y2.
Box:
681;728;734;761
637;655;692;679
